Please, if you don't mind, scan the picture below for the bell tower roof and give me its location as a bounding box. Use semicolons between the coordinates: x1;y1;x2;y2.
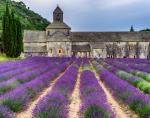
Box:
53;5;63;14
46;5;71;30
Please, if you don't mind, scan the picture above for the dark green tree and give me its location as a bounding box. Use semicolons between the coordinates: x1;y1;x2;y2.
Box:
2;2;13;57
2;3;23;57
15;17;23;57
130;25;134;32
10;10;17;57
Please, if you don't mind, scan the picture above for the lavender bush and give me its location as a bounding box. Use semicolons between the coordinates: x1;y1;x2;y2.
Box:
33;59;81;118
0;60;72;112
80;69;115;118
0;105;14;118
92;60;150;117
98;60;150;94
106;59;150;82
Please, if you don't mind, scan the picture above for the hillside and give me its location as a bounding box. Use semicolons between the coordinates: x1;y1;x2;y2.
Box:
140;28;150;32
0;0;50;36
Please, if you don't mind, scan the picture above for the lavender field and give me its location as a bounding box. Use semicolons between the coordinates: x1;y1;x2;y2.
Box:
0;57;150;118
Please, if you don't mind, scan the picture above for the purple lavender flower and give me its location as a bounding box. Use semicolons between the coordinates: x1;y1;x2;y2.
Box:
0;105;14;118
0;58;73;113
33;59;81;118
93;61;150;117
80;70;115;118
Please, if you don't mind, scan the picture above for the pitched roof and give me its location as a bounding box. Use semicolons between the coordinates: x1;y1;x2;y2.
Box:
23;30;46;43
47;31;70;42
53;6;63;14
71;32;150;42
46;21;71;29
91;42;106;49
72;44;91;52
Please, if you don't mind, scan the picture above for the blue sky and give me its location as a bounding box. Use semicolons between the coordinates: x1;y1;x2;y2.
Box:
14;0;150;31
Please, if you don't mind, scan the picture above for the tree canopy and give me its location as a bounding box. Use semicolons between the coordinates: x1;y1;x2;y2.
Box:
2;3;23;57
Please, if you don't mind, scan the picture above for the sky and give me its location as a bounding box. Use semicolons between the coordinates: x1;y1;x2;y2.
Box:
14;0;150;31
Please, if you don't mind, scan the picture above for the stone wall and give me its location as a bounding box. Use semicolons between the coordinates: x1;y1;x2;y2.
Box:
47;42;72;57
91;42;149;58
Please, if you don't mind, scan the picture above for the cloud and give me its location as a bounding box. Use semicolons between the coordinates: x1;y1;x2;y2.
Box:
100;0;143;9
14;0;145;14
13;0;150;31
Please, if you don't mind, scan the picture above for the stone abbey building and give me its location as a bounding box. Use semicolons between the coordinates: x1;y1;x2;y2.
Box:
24;6;150;58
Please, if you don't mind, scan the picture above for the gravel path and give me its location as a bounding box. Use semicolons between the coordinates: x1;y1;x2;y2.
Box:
69;65;82;118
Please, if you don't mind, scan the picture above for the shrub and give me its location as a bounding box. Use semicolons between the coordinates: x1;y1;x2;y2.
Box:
84;105;110;118
1;99;22;112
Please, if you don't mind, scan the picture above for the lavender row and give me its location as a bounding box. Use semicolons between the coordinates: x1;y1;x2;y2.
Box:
0;61;72;115
112;58;150;65
0;105;14;118
0;57;68;74
98;60;150;94
0;62;59;96
82;58;93;71
0;57;60;81
0;57;43;73
92;60;150;117
106;59;150;84
33;59;81;118
107;58;150;76
80;70;115;118
0;62;50;82
106;58;150;74
108;60;150;82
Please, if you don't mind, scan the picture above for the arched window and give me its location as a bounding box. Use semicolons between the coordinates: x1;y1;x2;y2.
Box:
48;31;50;36
67;30;70;36
58;49;62;54
49;49;52;53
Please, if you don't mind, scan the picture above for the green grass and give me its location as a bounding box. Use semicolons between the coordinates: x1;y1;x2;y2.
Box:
0;54;21;61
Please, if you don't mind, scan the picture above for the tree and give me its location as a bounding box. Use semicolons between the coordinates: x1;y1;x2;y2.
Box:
130;25;134;32
15;18;23;57
2;3;23;57
2;2;13;57
10;10;17;57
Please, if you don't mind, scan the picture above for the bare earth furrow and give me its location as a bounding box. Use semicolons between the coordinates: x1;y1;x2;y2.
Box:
69;65;82;118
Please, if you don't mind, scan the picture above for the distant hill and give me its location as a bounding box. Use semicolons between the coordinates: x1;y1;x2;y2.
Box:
0;0;50;36
140;28;150;32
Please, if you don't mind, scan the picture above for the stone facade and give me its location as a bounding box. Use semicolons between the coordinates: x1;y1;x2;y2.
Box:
23;6;150;58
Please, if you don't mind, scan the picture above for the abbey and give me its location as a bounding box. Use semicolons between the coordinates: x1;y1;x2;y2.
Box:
23;6;150;58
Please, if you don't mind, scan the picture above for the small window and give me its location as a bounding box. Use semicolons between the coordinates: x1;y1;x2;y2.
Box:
58;49;62;54
48;31;50;36
50;49;52;54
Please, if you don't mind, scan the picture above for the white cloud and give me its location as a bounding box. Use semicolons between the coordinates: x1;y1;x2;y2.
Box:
100;0;143;8
13;0;147;21
13;0;150;31
14;0;145;13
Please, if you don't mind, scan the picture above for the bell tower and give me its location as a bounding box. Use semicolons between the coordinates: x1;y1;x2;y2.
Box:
46;5;72;57
53;5;63;22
